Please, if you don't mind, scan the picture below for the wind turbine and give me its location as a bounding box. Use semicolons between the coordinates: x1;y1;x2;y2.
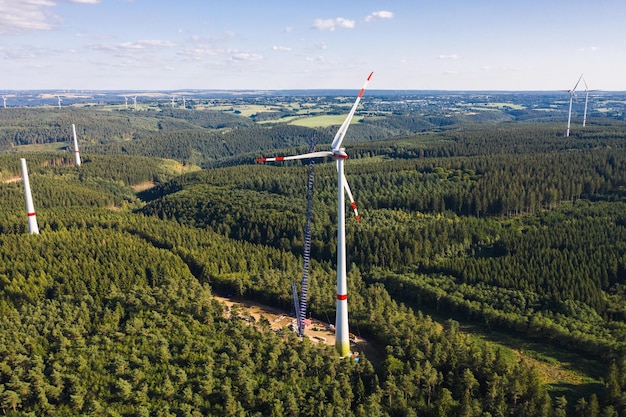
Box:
72;124;81;166
20;158;39;234
582;78;589;127
182;96;186;109
2;96;6;109
171;96;176;109
132;96;137;110
256;72;373;357
123;96;129;109
57;96;62;109
566;74;582;137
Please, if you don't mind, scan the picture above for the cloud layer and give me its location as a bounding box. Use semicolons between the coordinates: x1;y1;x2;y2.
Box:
0;0;100;34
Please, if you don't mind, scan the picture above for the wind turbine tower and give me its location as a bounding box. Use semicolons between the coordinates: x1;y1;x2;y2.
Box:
2;96;6;109
182;96;186;109
566;74;582;137
582;78;589;127
57;96;62;109
171;96;175;109
133;96;137;110
72;124;81;166
124;96;128;109
20;158;39;234
257;72;372;357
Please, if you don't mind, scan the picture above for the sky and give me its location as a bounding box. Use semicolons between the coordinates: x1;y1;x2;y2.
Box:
1;0;626;91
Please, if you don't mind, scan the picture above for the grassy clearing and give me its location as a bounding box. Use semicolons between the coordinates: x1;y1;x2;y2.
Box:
460;322;602;397
289;114;357;128
13;142;68;153
159;158;202;176
414;303;602;401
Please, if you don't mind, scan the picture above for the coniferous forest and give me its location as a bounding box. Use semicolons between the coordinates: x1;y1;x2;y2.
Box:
2;94;626;416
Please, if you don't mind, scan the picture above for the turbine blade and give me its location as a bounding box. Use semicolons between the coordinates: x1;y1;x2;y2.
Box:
572;73;583;92
342;174;361;222
256;151;332;163
330;72;373;150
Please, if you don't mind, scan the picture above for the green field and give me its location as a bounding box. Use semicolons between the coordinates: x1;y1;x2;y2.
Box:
289;114;361;128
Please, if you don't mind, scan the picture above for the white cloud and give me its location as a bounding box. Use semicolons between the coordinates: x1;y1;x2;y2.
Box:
189;32;237;43
0;0;56;33
578;46;599;53
177;48;224;60
365;10;394;22
0;0;99;34
439;54;460;60
230;51;263;61
90;39;176;52
313;17;356;31
272;45;291;52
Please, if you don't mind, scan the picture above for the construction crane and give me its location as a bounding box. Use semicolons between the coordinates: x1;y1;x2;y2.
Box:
293;133;316;337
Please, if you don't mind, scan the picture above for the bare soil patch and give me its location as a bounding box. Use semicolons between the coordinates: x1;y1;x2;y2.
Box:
214;295;382;363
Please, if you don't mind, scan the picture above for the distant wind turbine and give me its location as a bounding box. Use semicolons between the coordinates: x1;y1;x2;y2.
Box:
133;96;137;110
582;78;590;127
566;74;583;137
171;96;176;109
123;96;128;109
2;96;6;109
57;96;62;109
182;96;186;109
256;71;373;358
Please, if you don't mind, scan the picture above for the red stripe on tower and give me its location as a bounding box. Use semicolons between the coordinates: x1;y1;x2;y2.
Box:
276;157;285;161
336;294;348;301
27;212;36;217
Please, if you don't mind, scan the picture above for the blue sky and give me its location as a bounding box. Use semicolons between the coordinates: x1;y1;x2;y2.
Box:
1;0;625;91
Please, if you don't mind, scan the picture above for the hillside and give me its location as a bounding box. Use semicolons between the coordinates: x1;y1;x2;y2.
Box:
1;97;626;415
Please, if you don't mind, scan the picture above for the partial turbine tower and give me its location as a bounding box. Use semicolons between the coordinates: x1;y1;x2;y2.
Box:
2;96;6;109
257;72;373;357
57;96;62;109
182;96;186;109
124;96;128;109
133;96;137;110
566;74;583;137
582;78;589;127
72;124;81;166
20;158;39;234
171;96;175;109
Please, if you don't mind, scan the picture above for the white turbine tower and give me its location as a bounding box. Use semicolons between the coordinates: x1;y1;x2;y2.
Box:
124;96;129;109
72;124;81;166
133;96;137;110
256;72;373;357
182;96;186;109
2;96;6;109
57;96;62;109
20;158;39;234
566;74;582;137
582;78;590;127
171;96;176;109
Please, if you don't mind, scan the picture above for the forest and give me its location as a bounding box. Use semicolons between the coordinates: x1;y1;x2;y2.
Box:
1;95;626;416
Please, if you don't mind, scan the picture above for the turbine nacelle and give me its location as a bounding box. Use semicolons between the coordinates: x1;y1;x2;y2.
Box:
332;149;348;159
